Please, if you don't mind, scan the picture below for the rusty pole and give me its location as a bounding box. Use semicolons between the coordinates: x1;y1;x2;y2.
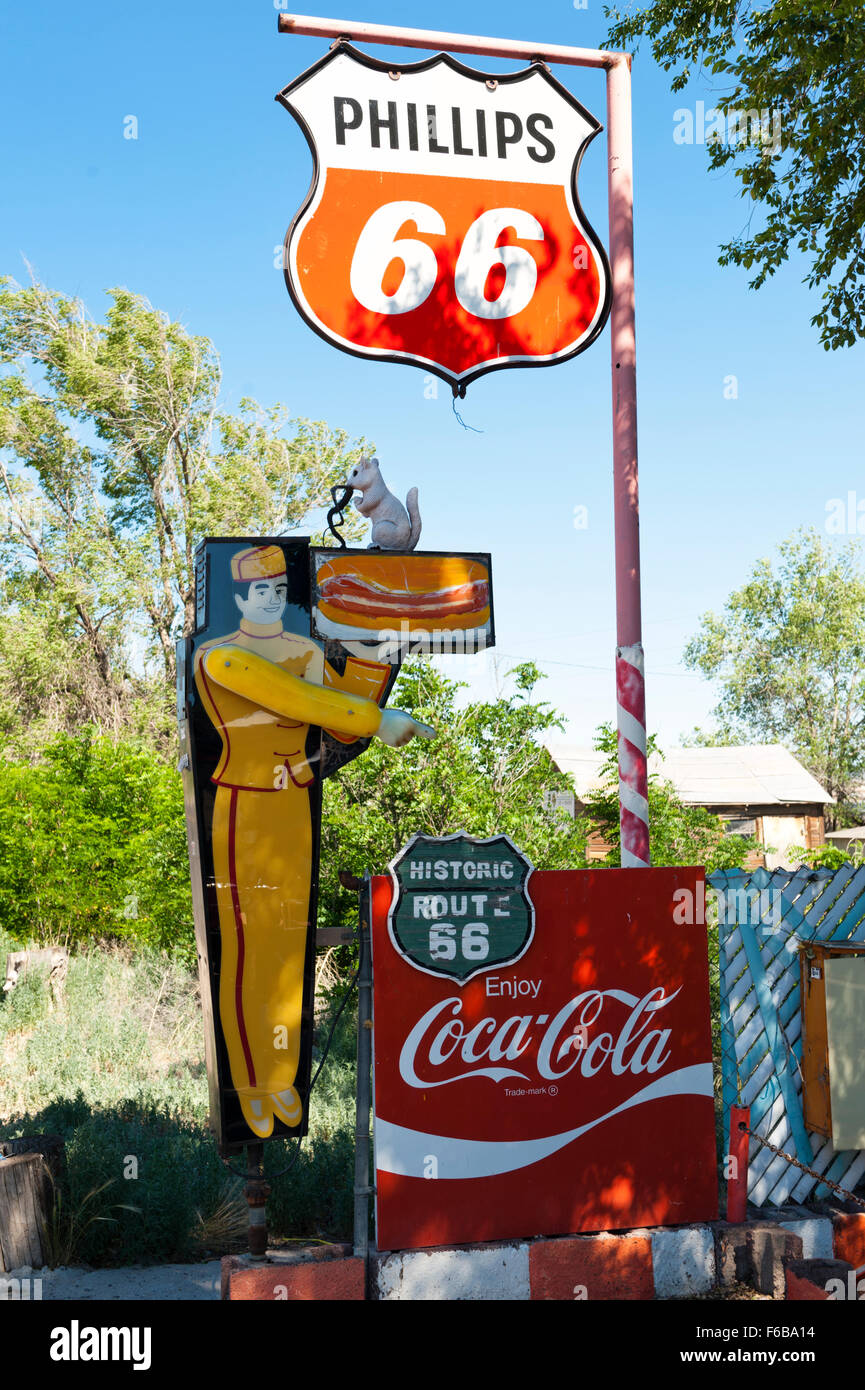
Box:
245;1142;271;1260
606;54;649;867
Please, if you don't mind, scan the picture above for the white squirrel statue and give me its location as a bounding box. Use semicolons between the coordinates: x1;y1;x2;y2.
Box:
346;456;422;551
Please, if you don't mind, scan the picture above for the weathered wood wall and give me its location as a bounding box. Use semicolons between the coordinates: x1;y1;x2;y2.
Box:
711;864;865;1206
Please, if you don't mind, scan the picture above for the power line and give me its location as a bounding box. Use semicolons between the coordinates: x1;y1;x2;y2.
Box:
494;652;706;678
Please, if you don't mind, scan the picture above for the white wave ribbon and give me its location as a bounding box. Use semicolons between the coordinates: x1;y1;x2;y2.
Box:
375;1063;713;1180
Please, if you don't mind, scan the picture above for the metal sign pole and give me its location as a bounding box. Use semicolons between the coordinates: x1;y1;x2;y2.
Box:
606;56;650;867
354;876;373;1263
278;14;650;865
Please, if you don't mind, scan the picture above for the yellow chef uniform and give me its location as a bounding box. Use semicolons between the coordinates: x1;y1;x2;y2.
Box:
193;545;392;1140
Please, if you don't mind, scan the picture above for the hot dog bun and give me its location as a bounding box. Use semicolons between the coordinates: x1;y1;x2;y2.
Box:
315;554;491;633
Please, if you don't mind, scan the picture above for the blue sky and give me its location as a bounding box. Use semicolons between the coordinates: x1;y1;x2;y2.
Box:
3;0;863;749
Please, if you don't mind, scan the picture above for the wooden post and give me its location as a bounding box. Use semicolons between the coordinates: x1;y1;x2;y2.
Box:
0;1154;51;1271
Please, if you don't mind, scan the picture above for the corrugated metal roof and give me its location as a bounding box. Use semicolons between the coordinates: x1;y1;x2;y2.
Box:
542;741;834;806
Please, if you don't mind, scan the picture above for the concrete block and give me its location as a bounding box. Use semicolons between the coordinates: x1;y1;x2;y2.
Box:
374;1243;529;1301
714;1222;751;1288
650;1226;715;1298
288;1242;352;1262
529;1233;654;1301
778;1218;833;1260
785;1257;853;1301
228;1247;364;1301
748;1224;803;1298
714;1221;803;1296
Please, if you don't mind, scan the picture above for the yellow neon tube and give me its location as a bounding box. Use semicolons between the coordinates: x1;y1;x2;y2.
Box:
202;644;383;740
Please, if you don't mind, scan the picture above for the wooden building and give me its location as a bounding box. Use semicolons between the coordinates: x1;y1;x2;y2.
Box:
543;742;832;869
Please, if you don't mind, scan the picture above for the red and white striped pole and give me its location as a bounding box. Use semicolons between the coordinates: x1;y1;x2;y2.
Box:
607;56;650;867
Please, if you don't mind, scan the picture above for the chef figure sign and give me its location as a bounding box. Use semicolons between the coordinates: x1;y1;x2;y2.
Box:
178;536;494;1149
278;44;611;394
188;543;431;1141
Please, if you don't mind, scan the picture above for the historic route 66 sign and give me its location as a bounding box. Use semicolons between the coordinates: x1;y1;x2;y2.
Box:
276;45;611;393
387;832;534;982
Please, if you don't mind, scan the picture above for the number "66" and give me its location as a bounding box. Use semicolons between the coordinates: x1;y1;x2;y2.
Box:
349;200;545;321
429;923;490;962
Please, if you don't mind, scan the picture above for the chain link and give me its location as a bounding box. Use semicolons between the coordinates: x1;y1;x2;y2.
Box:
741;1122;865;1210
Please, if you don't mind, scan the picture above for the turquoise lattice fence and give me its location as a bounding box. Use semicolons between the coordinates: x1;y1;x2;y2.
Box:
709;864;865;1206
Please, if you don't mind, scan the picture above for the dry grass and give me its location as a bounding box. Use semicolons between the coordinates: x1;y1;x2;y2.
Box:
1;927;361;1262
190;1179;247;1255
40;1165;141;1269
685;1282;773;1301
313;947;345;1019
0;943;207;1122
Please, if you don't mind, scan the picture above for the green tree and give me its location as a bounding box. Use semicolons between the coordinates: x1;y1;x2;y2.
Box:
683;529;865;812
605;0;865;348
582;724;758;869
319;660;588;935
0;278;369;750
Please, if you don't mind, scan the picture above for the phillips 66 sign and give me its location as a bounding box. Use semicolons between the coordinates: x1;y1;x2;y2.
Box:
277;45;611;391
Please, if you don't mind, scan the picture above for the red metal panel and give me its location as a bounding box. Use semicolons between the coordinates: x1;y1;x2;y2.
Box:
372;866;718;1251
727;1105;751;1222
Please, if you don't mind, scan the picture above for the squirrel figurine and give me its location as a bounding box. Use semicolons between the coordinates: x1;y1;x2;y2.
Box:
346;456;422;551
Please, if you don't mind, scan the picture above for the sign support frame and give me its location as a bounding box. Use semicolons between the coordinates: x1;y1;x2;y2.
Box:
278;13;650;866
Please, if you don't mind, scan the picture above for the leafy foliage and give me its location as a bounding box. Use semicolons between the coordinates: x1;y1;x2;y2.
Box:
0;669;763;958
605;0;865;348
319;660;589;936
788;838;865;871
683;529;865;810
40;1168;142;1270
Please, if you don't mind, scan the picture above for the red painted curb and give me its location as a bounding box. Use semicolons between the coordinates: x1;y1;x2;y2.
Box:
785;1258;851;1301
221;1255;242;1301
229;1256;365;1301
831;1212;865;1272
529;1233;654;1301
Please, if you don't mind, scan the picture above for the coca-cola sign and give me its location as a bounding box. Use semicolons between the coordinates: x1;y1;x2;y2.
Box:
398;985;679;1091
372;865;718;1251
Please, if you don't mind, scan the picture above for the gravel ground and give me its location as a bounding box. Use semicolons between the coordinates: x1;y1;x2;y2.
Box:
3;1261;222;1300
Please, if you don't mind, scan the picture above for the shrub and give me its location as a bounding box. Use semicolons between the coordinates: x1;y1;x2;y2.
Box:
0;731;193;958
